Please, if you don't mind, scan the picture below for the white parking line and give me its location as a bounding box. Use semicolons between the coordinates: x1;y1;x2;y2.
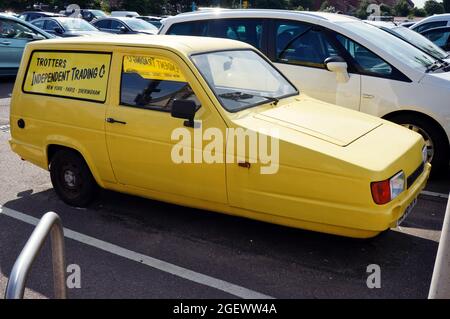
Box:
0;206;273;299
421;191;449;199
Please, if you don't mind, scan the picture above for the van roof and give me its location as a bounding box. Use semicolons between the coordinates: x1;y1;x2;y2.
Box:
26;34;251;55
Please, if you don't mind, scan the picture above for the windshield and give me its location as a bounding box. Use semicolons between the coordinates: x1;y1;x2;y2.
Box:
90;10;106;17
59;18;98;31
191;50;298;112
340;21;437;72
390;26;449;60
125;18;158;32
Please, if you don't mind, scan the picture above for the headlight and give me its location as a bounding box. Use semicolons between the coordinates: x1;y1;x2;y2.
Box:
371;171;405;205
422;145;428;164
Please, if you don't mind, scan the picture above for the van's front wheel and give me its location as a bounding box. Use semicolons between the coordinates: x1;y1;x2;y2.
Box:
50;150;98;207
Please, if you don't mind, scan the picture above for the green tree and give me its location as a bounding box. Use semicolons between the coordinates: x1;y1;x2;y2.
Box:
443;0;450;12
251;0;289;9
380;4;393;16
394;0;412;16
288;0;312;10
413;7;427;17
355;0;375;20
424;0;445;15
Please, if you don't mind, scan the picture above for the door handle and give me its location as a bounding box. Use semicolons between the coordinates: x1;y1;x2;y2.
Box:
106;117;126;125
1;41;11;45
363;94;375;99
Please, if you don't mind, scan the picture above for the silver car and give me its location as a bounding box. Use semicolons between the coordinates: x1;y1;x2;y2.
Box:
0;13;54;76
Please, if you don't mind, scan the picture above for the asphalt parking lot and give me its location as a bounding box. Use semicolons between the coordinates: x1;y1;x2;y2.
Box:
0;77;449;299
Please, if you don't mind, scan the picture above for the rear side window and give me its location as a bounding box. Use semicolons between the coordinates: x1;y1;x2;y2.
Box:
120;55;200;112
207;19;264;49
423;28;450;51
22;50;112;103
167;21;207;36
94;19;110;29
414;21;448;33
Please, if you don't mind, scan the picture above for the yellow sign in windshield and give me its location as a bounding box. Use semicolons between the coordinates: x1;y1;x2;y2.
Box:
123;55;186;82
23;51;111;102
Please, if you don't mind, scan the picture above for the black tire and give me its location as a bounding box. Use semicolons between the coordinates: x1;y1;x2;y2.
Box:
50;149;98;207
387;114;449;176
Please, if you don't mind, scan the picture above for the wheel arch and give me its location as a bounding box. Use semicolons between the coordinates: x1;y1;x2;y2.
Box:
46;142;105;188
382;109;450;149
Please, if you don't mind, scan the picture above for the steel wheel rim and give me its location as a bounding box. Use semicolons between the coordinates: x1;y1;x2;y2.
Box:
401;123;434;162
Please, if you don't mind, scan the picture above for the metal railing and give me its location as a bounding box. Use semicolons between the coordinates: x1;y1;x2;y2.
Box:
429;193;450;299
5;212;67;299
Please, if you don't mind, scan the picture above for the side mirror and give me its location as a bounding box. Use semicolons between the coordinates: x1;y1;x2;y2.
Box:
31;33;45;41
119;26;128;33
324;56;350;83
171;100;197;128
54;27;64;35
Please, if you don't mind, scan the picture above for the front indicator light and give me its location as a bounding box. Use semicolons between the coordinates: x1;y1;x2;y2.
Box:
371;171;405;205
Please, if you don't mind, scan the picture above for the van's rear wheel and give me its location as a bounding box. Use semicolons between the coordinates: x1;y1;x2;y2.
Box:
50;150;97;207
387;114;449;175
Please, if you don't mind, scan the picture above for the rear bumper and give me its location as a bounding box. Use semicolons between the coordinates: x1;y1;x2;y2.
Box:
388;162;431;228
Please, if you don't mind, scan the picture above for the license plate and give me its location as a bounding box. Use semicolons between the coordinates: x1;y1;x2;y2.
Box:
397;198;418;226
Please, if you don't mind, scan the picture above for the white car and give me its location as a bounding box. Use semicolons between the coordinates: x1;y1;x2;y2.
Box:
410;14;450;33
160;10;450;173
110;11;139;18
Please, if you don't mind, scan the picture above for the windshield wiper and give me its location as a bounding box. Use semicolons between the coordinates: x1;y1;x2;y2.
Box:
426;60;449;73
219;92;280;105
219;91;254;101
258;95;279;105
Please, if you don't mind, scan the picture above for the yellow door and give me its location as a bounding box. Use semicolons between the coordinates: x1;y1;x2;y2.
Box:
105;48;228;204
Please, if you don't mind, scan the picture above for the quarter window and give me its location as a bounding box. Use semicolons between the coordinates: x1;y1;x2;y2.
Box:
167;21;207;36
120;55;200;112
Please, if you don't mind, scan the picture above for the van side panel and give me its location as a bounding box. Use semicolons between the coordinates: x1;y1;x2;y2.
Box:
9;46;116;187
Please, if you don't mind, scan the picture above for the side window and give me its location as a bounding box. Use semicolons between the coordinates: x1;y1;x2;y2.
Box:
0;19;39;39
207;19;264;49
166;21;207;36
32;19;45;29
120;55;200;112
336;34;392;76
274;21;339;68
424;29;450;51
415;21;448;33
94;19;110;29
45;20;59;31
111;20;125;31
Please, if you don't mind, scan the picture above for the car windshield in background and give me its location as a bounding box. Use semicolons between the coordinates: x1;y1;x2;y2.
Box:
191;50;298;112
91;10;107;18
59;18;98;31
391;26;449;60
340;21;437;72
125;18;158;32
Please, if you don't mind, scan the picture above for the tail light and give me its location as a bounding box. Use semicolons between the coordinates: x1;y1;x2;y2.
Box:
371;171;405;205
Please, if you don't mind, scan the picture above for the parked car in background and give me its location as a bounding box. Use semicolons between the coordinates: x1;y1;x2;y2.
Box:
136;16;163;28
400;21;415;28
18;11;62;22
410;14;450;33
0;13;53;76
160;10;450;173
31;17;107;37
366;20;449;61
92;17;158;34
110;11;139;17
421;26;450;53
61;9;107;22
10;35;430;238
